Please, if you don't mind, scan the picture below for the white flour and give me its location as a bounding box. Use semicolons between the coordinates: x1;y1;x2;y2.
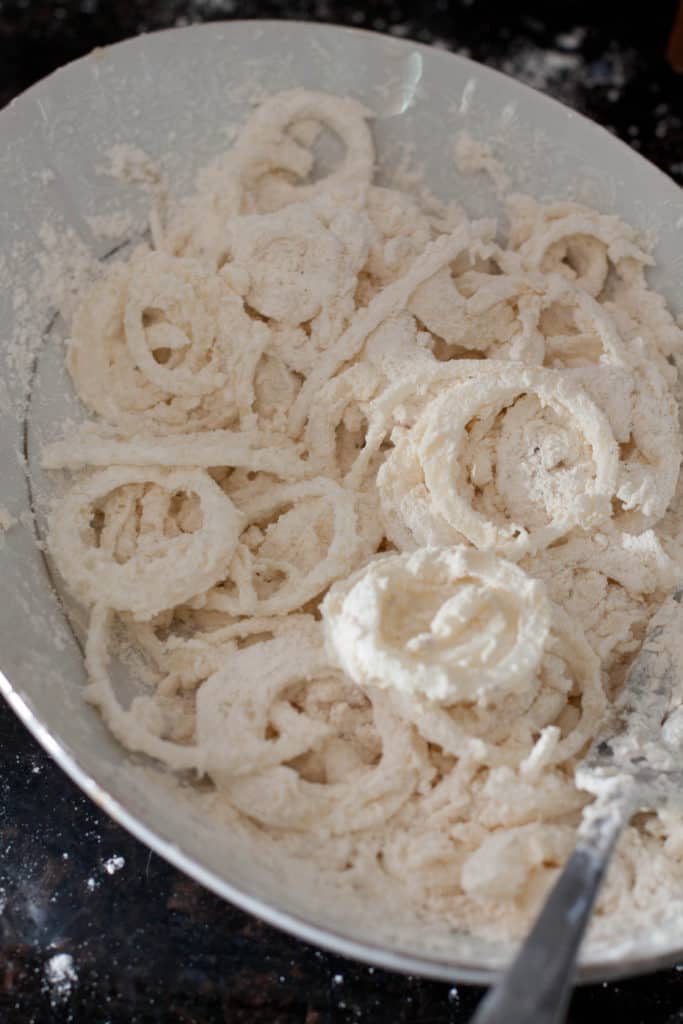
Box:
38;88;683;945
102;854;125;875
43;953;77;1007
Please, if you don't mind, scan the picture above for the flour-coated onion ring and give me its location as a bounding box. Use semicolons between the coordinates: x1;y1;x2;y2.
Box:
540;290;681;523
49;467;242;620
85;605;199;772
378;366;620;558
195;629;335;781
391;602;604;770
323;547;551;705
68;250;269;433
509;198;651;296
205;477;359;616
233;89;374;211
123;251;230;397
196;632;431;833
225;202;365;326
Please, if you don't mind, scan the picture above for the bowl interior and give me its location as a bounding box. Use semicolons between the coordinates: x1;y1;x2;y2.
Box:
1;20;683;984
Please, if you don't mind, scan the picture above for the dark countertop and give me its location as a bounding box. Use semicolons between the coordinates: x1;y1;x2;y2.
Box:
1;2;682;1021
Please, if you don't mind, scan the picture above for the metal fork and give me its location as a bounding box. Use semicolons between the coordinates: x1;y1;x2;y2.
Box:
471;588;683;1024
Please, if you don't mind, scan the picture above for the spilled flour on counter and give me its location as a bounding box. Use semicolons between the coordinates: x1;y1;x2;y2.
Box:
40;89;683;944
44;953;77;1007
102;854;126;876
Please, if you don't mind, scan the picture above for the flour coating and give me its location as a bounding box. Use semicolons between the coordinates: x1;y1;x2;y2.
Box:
44;89;683;943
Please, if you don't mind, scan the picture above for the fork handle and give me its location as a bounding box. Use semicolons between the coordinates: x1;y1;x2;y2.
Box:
470;785;634;1024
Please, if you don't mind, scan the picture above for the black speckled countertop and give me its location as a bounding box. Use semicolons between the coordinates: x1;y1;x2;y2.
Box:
1;2;683;1021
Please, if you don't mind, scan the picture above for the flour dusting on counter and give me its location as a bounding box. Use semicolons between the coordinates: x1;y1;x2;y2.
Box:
44;953;78;1006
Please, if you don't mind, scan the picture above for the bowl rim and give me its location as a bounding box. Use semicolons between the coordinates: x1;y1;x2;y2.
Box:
2;17;683;987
